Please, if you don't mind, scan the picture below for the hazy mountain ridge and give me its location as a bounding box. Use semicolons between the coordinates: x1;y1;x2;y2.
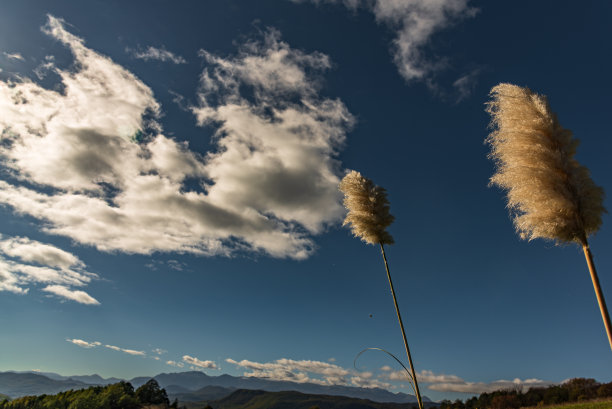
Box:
0;372;90;398
205;388;435;409
132;371;429;404
0;370;432;404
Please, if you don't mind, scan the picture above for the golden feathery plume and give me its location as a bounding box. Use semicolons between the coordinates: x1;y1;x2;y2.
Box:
486;83;605;244
486;83;611;350
339;170;424;409
339;170;394;245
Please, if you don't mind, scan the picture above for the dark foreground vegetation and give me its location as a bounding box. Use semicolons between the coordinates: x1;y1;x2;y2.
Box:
0;379;182;409
440;378;612;409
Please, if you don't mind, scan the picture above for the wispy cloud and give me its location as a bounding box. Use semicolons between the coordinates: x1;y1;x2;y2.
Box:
33;55;56;80
3;52;24;61
452;68;480;102
44;285;100;305
126;46;186;64
67;338;101;348
105;344;146;356
66;338;147;357
0;235;99;304
183;355;218;369
295;0;479;97
0;16;353;260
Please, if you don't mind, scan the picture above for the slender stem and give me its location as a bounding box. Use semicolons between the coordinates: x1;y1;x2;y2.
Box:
380;243;424;409
582;243;612;351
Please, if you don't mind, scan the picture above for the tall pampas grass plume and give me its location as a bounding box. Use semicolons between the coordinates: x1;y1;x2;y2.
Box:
339;170;394;245
339;170;424;409
486;83;611;350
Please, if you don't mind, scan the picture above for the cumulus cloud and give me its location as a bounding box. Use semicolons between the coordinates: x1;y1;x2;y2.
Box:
0;235;99;304
381;368;554;394
427;377;555;394
183;355;218;369
3;52;24;61
226;357;555;395
67;338;101;348
105;344;146;356
295;0;478;95
225;357;390;388
127;46;187;64
0;15;353;260
166;360;185;368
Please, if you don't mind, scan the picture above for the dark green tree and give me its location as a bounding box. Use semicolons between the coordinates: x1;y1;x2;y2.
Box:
135;379;169;405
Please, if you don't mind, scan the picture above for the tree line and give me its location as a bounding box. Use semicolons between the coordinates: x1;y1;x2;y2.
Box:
0;379;184;409
439;378;612;409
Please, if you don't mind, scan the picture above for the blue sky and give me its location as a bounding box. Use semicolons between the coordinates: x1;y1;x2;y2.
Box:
0;0;611;402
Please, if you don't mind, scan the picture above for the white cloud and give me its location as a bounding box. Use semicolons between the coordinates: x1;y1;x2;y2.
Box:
183;355;218;369
67;338;148;357
166;360;185;368
427;377;555;394
226;357;380;387
67;338;101;348
380;368;554;394
226;357;555;395
350;375;392;390
127;46;187;64
0;235;84;270
295;0;478;93
105;344;146;356
34;55;56;80
0;16;353;260
153;348;167;355
0;234;98;304
44;285;100;305
384;369;464;383
3;52;24;61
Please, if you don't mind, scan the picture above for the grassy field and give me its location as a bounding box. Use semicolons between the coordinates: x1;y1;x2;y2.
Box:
524;399;612;409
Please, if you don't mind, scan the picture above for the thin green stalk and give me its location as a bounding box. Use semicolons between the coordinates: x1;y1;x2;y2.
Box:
380;243;423;409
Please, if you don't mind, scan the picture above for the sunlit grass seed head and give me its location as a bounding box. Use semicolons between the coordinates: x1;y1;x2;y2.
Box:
486;83;605;245
339;170;394;245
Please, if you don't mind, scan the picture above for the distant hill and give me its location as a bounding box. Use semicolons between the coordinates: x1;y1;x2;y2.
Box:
68;374;123;385
11;371;121;385
131;371;429;404
0;372;89;398
205;388;434;409
169;385;237;403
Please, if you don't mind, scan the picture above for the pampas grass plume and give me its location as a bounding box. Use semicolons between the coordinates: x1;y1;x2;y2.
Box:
339;170;394;245
339;170;424;409
486;83;605;245
486;83;612;351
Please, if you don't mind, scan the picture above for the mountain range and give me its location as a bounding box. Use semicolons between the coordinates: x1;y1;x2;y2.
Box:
0;370;434;405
